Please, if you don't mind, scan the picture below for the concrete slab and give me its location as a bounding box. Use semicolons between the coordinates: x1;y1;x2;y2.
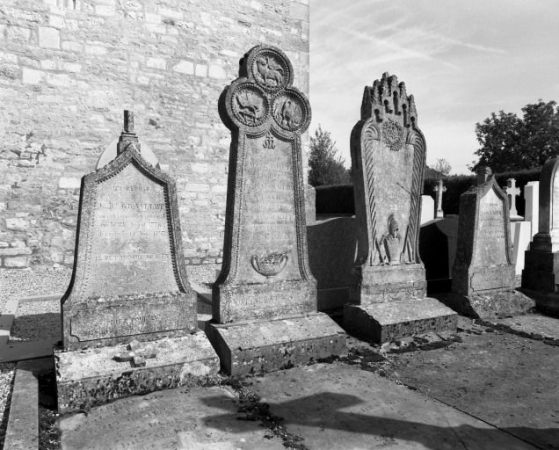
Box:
249;363;539;450
59;385;286;450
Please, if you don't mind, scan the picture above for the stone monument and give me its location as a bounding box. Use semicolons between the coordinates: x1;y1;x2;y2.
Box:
208;45;346;376
522;158;559;316
446;167;533;318
434;179;447;219
505;178;523;221
344;73;457;343
56;111;219;413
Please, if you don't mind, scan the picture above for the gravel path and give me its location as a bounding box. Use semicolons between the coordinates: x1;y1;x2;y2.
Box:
0;264;221;449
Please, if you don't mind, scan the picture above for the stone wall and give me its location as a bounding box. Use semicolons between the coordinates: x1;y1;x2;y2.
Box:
0;0;309;268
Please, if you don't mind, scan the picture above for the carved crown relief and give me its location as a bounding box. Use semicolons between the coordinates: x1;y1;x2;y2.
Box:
223;45;311;139
355;73;426;267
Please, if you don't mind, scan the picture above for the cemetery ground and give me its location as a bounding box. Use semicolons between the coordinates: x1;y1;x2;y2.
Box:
0;267;558;449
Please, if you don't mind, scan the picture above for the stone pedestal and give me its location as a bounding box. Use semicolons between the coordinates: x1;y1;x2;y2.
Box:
207;313;346;376
56;333;219;413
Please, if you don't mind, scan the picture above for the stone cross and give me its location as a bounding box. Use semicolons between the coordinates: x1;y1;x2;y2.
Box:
117;110;140;155
476;166;492;184
433;179;447;219
506;178;522;220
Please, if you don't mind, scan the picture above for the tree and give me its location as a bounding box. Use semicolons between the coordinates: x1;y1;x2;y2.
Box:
433;158;452;176
471;100;559;172
308;125;350;186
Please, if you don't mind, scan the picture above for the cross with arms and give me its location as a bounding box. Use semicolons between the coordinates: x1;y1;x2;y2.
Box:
433;179;447;219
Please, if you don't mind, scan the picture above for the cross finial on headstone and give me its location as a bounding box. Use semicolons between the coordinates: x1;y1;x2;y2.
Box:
117;110;140;156
433;179;447;219
506;178;522;220
476;166;492;185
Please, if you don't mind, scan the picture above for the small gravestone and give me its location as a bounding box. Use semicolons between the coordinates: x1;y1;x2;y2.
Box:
209;45;346;375
522;158;559;316
505;178;523;221
446;167;533;318
420;195;435;224
434;179;447;219
524;181;539;239
344;73;456;343
56;111;219;413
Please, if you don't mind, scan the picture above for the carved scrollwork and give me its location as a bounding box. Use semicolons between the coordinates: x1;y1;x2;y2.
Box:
231;85;269;127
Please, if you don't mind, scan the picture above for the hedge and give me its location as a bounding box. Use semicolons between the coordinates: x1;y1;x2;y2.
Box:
315;167;542;216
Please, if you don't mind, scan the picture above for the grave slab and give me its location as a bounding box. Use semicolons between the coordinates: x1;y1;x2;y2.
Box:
207;313;346;376
56;333;219;413
59;385;286;450
345;72;456;342
344;298;457;343
211;45;345;374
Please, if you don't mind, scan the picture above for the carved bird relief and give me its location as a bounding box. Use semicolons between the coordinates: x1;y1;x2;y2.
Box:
235;90;264;125
277;99;302;130
255;56;284;87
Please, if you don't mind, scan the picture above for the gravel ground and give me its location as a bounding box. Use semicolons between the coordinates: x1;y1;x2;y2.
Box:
0;263;221;450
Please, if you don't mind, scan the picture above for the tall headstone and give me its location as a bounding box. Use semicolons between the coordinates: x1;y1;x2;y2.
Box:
420;195;435;224
522;158;559;316
344;73;457;343
209;45;346;375
56;111;219;413
434;179;447;219
445;167;533;318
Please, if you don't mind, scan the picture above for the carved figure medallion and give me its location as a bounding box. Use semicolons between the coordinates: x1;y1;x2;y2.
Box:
251;50;290;92
273;93;307;132
251;251;290;278
231;86;268;127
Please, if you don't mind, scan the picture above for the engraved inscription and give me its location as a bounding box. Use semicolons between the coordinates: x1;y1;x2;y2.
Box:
263;131;275;149
240;136;298;282
87;163;178;296
71;302;190;341
473;188;508;267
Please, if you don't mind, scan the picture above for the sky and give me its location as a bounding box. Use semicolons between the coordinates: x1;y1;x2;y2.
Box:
309;0;559;174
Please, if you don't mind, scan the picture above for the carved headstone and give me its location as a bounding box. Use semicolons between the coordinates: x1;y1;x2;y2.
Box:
56;112;218;413
344;73;456;343
505;178;523;221
447;167;533;318
209;45;345;375
522;158;559;316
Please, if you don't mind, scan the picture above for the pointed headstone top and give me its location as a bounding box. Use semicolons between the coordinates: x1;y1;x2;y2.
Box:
476;166;492;184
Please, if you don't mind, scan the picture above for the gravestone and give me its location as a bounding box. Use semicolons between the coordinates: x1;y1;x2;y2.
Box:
445;167;533;318
524;181;540;240
344;73;457;343
208;45;346;375
434;179;447;219
505;178;523;221
56;111;219;413
420;195;435;224
522;158;559;316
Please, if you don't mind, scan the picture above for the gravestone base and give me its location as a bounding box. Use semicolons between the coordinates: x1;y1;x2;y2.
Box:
56;332;219;414
351;264;427;303
343;298;457;343
521;250;559;293
437;290;535;319
518;290;559;318
206;313;346;376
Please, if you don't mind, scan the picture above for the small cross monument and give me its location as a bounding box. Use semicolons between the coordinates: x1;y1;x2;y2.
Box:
433;179;447;219
505;178;523;221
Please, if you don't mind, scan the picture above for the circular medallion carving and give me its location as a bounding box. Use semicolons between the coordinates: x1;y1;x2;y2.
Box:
250;49;291;92
231;86;269;127
272;93;308;133
382;119;405;151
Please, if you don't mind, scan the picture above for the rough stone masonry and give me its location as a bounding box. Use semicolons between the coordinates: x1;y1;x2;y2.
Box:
0;0;309;268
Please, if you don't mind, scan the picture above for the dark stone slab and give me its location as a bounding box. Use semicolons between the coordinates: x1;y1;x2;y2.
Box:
518;289;559;318
62;118;196;350
211;45;345;373
56;333;219;414
307;216;356;311
452;168;515;298
419;217;459;293
436;291;535;319
344;298;457;343
207;313;346;376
